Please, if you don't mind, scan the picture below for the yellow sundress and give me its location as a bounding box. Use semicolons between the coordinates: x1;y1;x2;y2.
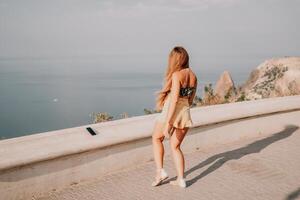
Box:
155;92;193;129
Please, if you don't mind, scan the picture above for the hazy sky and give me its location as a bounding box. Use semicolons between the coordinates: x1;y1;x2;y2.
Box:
0;0;299;61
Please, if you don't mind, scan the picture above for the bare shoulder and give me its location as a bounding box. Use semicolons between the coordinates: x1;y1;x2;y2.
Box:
171;71;181;79
189;69;197;78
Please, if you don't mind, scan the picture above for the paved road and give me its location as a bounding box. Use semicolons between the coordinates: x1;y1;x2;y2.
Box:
38;125;300;200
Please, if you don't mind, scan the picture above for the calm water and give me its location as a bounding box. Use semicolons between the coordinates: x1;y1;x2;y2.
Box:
0;56;260;139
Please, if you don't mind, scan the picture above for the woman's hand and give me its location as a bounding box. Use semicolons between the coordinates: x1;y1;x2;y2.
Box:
163;122;173;139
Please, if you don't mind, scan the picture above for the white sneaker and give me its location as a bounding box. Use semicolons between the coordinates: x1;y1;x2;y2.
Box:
169;178;186;188
151;168;169;187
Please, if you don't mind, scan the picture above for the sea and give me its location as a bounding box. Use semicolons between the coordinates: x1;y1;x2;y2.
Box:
0;55;266;139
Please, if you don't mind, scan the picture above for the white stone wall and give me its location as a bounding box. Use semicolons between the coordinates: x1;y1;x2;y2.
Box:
0;95;300;199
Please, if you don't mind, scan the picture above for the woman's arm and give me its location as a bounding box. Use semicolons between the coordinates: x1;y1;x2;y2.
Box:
165;72;180;126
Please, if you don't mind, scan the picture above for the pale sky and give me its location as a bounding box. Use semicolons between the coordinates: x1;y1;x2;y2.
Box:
0;0;299;62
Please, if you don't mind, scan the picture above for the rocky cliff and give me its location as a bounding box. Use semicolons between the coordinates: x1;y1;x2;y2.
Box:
239;57;300;100
199;57;300;106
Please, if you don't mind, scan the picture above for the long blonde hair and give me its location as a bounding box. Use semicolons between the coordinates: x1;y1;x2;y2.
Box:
155;46;190;111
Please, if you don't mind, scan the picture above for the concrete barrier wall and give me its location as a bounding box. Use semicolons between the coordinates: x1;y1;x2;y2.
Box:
1;95;300;199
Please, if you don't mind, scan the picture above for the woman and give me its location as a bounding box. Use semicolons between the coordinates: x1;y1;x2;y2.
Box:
151;46;197;188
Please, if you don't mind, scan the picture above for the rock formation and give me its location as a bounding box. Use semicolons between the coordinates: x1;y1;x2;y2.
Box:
200;71;237;106
214;70;237;102
239;57;300;100
198;57;300;106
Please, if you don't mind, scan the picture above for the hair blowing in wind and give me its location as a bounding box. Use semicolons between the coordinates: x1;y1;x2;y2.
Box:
155;46;190;111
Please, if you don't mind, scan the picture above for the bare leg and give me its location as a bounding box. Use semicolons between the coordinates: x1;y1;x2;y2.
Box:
170;127;189;179
152;121;165;170
151;121;169;186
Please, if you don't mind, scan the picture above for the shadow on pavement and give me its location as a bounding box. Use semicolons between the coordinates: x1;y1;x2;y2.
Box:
286;187;300;200
166;124;299;188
